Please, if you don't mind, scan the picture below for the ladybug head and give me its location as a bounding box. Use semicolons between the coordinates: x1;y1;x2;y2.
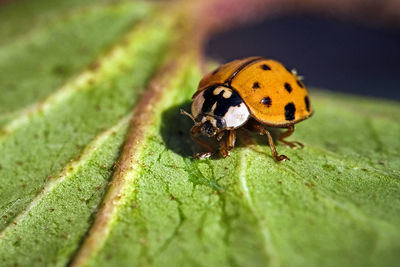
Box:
181;109;226;137
200;120;216;136
196;114;226;137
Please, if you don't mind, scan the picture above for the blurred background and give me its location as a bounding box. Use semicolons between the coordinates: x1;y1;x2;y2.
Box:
206;15;400;101
198;0;400;103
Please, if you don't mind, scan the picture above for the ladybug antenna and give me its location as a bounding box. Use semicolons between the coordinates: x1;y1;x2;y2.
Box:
180;109;195;122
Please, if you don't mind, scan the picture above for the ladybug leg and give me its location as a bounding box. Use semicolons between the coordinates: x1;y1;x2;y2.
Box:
219;130;236;157
246;120;289;161
216;131;225;141
278;125;304;149
226;130;236;151
264;129;289;162
191;125;216;159
219;137;229;158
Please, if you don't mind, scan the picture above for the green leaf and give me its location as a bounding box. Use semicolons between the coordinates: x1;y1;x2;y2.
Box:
0;1;399;267
0;0;153;125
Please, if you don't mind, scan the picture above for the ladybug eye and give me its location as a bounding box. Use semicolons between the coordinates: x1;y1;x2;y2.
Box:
216;118;226;129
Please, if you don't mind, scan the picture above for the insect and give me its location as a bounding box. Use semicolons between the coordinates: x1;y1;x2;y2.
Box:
181;56;313;161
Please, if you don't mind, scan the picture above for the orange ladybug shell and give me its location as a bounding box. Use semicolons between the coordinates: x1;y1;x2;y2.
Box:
196;57;313;127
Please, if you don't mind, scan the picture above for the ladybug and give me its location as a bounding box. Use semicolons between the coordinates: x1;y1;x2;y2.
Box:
181;57;313;161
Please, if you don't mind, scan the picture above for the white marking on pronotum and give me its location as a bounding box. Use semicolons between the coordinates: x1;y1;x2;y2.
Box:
211;102;217;112
213;86;232;98
224;102;250;128
191;91;205;118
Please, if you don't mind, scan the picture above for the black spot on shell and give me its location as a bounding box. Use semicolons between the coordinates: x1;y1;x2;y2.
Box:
297;80;304;88
261;64;271;71
284;82;292;93
304;96;310;112
284;102;296;121
261;97;272;107
252;82;260;89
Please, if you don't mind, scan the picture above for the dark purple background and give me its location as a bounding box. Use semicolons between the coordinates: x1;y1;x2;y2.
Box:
205;15;400;101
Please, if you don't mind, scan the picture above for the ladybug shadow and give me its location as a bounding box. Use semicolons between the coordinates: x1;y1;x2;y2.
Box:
160;101;196;158
160;101;282;158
